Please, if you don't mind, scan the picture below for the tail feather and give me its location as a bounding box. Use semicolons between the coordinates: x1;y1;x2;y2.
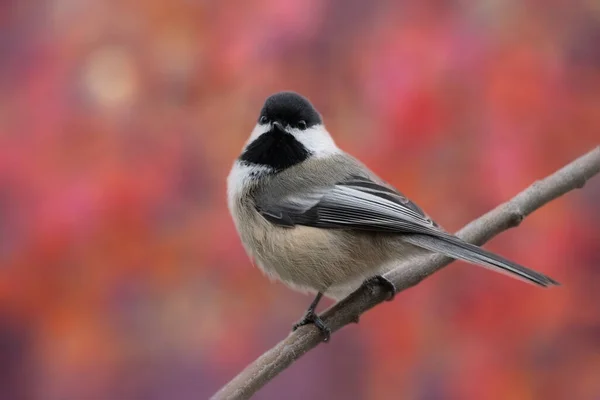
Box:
403;234;559;287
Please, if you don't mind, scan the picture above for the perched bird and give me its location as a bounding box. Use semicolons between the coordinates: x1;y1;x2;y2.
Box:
227;91;558;341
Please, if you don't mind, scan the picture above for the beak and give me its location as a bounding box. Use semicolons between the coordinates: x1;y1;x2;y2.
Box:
273;121;285;132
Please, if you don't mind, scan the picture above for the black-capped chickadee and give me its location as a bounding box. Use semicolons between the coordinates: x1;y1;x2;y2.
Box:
227;91;558;341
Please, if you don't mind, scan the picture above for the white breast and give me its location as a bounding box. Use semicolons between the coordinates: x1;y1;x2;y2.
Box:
227;162;271;210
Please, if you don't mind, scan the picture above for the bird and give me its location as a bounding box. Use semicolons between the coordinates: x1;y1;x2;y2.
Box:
227;91;559;341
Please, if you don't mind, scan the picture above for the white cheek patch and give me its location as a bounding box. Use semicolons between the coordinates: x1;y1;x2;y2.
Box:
289;125;340;158
243;123;340;159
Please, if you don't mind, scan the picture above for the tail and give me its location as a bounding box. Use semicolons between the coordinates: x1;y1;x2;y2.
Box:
403;234;559;287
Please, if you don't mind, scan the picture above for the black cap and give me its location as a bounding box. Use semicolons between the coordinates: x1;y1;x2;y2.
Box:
258;92;322;129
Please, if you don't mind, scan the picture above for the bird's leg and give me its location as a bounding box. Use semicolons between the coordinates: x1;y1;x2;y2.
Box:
292;292;331;342
362;275;397;301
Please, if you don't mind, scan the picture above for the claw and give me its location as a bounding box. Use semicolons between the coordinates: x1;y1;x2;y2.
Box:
292;311;331;342
362;275;397;301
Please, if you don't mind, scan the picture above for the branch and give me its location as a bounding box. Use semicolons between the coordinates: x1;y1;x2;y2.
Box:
213;147;600;400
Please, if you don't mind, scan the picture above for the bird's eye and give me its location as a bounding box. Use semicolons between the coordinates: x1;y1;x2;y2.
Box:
259;116;268;124
297;120;307;130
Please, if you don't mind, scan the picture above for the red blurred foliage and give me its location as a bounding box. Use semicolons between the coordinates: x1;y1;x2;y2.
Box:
0;0;598;399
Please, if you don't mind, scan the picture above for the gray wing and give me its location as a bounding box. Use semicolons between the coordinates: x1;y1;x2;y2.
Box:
257;175;442;234
257;175;558;287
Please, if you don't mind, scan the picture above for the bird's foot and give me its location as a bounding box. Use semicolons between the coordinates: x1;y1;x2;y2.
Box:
292;311;331;342
362;275;397;301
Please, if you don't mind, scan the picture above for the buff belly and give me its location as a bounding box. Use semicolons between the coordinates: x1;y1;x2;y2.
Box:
245;222;411;300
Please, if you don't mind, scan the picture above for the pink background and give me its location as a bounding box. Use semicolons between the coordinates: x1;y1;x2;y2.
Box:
0;1;599;399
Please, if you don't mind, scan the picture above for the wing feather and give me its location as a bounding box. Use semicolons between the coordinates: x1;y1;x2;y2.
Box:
256;175;558;287
257;176;440;235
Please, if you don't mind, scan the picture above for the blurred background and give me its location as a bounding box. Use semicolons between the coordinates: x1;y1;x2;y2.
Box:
0;0;599;399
